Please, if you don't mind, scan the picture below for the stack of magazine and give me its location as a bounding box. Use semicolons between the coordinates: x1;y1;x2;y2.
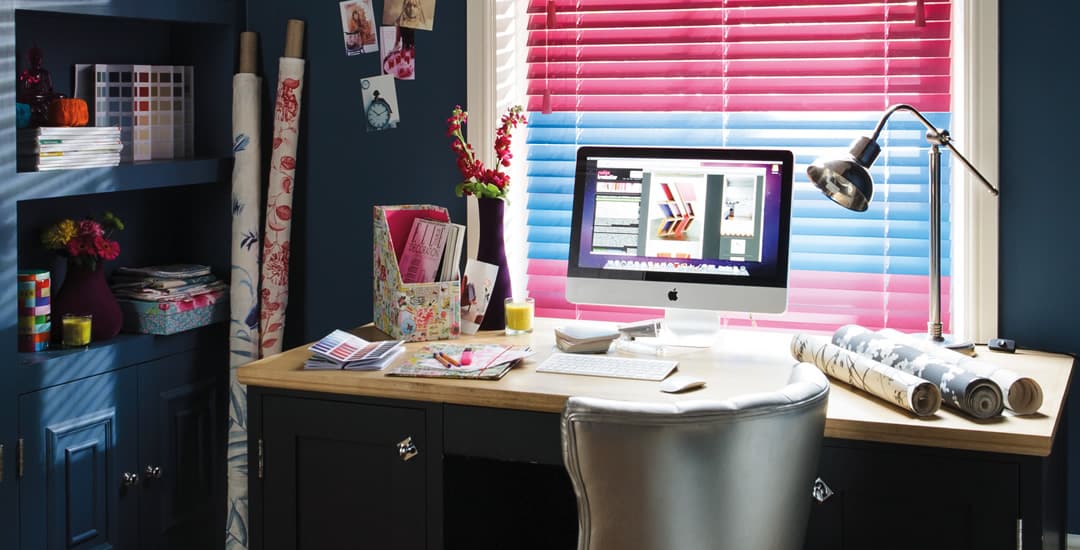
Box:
110;264;225;302
305;329;405;371
18;127;123;171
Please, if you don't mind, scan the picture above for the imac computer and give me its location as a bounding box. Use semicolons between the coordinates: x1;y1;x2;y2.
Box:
566;146;794;346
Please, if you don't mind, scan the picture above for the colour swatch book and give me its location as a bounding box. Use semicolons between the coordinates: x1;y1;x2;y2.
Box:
305;329;404;370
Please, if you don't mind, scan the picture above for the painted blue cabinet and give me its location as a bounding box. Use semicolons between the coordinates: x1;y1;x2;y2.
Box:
16;350;225;550
18;369;139;549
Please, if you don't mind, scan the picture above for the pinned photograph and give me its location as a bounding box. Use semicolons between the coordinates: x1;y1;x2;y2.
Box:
340;0;379;55
382;0;436;31
360;74;400;131
460;258;499;335
380;26;416;80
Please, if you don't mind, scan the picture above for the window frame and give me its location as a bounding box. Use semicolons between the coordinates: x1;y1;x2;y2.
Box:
466;0;999;340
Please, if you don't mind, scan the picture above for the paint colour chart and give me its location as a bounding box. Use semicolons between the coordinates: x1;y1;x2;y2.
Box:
305;329;404;370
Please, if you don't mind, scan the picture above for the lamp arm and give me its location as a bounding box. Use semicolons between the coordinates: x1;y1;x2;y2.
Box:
869;104;999;197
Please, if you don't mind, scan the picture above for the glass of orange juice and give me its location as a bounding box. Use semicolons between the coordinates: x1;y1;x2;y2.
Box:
504;297;535;335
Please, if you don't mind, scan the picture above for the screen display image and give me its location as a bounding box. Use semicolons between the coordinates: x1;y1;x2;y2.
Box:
566;146;793;320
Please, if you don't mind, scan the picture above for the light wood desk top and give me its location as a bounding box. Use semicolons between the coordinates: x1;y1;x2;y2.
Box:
238;318;1074;457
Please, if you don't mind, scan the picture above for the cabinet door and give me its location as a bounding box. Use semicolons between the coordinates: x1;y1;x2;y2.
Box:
805;443;1020;550
137;351;224;549
260;396;428;550
19;369;139;550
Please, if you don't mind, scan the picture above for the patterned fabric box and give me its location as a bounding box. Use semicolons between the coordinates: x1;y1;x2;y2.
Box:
118;290;228;335
373;205;461;342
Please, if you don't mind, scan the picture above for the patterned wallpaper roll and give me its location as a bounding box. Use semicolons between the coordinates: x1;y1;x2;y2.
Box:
879;329;1043;415
833;325;1004;419
791;334;942;417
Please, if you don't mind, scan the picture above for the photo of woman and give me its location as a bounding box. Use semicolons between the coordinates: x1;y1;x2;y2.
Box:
382;0;436;31
339;0;378;55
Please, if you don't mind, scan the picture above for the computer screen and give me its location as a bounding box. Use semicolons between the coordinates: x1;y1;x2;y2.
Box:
567;146;794;319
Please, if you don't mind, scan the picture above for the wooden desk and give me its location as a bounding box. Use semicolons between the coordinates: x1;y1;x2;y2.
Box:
238;319;1074;550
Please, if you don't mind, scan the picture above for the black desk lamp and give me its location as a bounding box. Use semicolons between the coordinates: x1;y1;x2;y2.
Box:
806;103;999;350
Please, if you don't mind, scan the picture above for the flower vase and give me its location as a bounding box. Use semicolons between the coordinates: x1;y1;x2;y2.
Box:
476;198;512;330
51;261;123;342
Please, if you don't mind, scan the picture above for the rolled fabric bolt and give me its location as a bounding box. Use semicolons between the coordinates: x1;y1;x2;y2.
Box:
879;329;1043;415
791;334;942;416
832;325;1004;419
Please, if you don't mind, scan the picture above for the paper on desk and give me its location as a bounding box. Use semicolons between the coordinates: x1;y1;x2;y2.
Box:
879;329;1043;415
833;325;1004;419
791;334;942;417
387;343;534;379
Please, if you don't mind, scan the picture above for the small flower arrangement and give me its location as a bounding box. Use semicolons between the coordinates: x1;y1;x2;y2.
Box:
447;104;527;200
41;212;124;270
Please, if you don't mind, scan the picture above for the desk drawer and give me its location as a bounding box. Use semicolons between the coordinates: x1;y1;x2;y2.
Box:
444;405;564;465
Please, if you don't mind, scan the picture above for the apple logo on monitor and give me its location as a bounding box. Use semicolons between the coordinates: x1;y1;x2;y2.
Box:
667;288;678;302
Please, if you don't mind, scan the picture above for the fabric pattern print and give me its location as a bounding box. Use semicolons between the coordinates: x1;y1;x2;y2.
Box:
259;57;306;356
228;72;262;550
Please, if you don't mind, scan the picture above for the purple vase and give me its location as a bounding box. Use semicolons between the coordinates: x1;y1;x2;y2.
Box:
476;198;512;330
52;260;123;342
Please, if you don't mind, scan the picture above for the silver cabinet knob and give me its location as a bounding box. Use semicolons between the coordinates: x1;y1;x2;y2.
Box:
144;465;162;480
397;437;419;462
121;472;140;487
812;477;834;503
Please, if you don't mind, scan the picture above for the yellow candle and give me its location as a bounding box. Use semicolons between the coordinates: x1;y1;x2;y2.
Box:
504;298;535;334
62;314;93;347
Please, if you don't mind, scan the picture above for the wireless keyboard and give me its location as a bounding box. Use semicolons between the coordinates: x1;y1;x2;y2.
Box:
535;353;678;381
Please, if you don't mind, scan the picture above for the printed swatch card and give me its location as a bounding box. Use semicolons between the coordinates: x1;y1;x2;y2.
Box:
361;74;400;131
339;0;379;55
460;258;498;335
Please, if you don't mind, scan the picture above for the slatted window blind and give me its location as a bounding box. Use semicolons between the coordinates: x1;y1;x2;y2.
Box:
522;0;954;331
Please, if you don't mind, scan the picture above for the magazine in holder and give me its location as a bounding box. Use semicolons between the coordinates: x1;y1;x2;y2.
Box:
373;204;461;342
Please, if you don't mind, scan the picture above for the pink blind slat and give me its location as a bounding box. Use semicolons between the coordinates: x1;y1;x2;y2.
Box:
527;76;950;97
526;93;950;113
526;40;951;63
528;21;950;46
526;4;949;29
528;0;946;11
527;58;951;79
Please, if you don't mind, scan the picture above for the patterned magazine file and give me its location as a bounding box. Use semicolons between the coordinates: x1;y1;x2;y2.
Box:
373;205;461;342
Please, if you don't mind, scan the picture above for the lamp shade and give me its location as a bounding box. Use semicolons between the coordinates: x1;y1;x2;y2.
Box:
806;136;881;212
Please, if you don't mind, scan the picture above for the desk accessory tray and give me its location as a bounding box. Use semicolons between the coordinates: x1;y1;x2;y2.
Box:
373;204;461;342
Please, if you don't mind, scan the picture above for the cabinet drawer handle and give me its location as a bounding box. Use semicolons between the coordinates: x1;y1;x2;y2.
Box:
144;465;163;480
812;477;834;503
122;472;140;487
397;437;419;462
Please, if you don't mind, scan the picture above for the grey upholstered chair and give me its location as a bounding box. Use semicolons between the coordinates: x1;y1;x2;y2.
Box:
561;363;829;550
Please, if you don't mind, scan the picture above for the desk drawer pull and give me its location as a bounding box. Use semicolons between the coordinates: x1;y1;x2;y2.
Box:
812;477;834;503
397;437;419;462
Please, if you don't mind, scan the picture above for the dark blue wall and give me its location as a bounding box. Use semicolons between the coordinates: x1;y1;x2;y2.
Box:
246;1;467;347
999;0;1080;533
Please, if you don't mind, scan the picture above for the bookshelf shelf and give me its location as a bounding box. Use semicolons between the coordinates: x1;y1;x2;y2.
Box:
13;157;230;201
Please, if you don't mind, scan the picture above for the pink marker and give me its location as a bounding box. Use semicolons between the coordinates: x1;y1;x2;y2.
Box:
460;347;473;365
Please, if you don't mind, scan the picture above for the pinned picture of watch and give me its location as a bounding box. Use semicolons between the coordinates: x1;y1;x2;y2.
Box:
366;90;393;130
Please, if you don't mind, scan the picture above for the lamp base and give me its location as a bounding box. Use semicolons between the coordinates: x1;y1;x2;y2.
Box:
920;332;976;356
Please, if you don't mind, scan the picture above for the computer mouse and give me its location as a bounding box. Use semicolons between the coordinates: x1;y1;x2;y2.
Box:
659;374;707;393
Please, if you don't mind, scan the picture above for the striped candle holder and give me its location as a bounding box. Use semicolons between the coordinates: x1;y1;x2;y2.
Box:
18;270;51;352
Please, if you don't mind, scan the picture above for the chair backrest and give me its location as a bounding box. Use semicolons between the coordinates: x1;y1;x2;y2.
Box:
561;363;829;550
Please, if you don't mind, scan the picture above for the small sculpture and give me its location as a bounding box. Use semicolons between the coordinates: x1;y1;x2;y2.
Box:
17;46;63;126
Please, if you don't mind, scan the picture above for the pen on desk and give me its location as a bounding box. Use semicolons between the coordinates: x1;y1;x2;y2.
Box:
440;351;461;367
460;347;473;365
433;353;453;368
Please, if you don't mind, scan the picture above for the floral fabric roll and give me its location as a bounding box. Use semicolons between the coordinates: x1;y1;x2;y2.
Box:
832;325;1004;419
791;333;942;417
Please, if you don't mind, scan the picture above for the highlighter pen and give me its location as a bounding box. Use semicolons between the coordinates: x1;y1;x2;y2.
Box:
439;351;461;367
460;347;473;365
433;353;453;368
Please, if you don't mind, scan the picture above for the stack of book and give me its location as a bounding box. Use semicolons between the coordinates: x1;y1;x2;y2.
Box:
398;217;466;284
304;329;405;371
18;127;123;171
110;264;225;302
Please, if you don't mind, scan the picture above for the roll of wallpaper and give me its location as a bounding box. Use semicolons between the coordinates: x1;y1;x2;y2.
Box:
227;30;260;550
833;325;1004;419
791;334;942;417
260;20;306;356
879;329;1043;415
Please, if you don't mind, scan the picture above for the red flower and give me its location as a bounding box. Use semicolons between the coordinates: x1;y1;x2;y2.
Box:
280;156;296;170
447;105;526;200
264;241;291;286
276;205;292;221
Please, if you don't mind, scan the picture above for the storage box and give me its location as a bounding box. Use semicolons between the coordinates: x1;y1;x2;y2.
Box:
373;205;461;342
118;290;227;335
